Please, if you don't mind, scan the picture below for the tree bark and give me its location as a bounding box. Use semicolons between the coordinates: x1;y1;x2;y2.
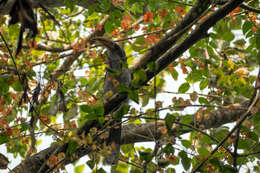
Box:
0;0;249;172
12;99;257;173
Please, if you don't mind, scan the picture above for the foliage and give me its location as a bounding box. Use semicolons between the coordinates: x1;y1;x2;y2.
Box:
0;0;259;172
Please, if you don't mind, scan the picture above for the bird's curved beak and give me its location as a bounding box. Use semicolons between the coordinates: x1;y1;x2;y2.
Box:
91;37;115;50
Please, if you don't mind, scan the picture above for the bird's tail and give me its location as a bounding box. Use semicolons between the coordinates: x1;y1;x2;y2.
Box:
104;121;121;165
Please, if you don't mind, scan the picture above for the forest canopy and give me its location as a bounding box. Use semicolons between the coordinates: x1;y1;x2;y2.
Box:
0;0;259;172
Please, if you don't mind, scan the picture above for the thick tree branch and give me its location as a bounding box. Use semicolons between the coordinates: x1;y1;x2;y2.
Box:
12;99;259;173
11;0;247;172
131;0;211;71
0;42;72;53
140;0;245;86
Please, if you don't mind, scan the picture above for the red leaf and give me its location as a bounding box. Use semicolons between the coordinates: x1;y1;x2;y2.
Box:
144;11;154;22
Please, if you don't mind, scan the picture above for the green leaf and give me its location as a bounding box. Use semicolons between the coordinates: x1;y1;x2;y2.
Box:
165;113;175;131
96;168;106;173
198;97;209;104
0;133;10;145
139;151;152;162
104;20;114;33
129;89;139;104
178;151;191;171
221;165;237;172
64;0;75;11
141;95;149;107
67;140;79;157
163;144;174;155
132;69;147;87
80;105;104;120
12;80;23;91
242;21;253;35
147;62;158;71
0;76;9;94
222;32;234;41
98;117;105;124
166;168;176;173
200;135;213;145
74;164;85;173
178;83;190;93
199;79;208;90
237;139;250;149
181;140;191;149
197;147;210;156
98;0;111;12
86;160;95;169
170;68;178;80
114;103;130;120
180;115;193;127
64;104;78;122
158;159;170;168
186;70;203;83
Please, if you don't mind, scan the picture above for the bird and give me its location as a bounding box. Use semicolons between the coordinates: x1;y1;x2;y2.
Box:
92;37;131;165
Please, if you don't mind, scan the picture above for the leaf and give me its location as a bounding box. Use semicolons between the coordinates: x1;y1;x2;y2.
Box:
128;89;139;104
0;134;10;145
199;79;208;90
132;69;147;87
170;68;178;80
181;140;191;149
74;164;85;173
80;105;104;120
12;80;23;92
139;151;152;162
178;151;191;171
141;95;149;107
242;21;253;35
166;168;176;173
197;147;210;156
67;141;79;157
147;62;158;72
158;159;170;168
237;139;250;149
165;113;175;131
0;77;9;94
178;83;190;93
86;160;95;169
64;104;78;122
163;144;174;154
98;0;111;12
64;0;75;11
222;32;234;41
104;20;114;33
96;168;106;173
114;103;130;120
180;115;193;126
221;165;237;172
198;97;209;104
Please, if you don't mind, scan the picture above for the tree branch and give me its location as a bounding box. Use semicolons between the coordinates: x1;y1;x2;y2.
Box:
131;0;211;71
12;99;258;173
10;0;248;172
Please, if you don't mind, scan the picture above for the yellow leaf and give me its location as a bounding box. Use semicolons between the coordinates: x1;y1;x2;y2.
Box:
227;59;234;70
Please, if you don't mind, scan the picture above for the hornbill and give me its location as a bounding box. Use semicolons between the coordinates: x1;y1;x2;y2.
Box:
92;37;131;165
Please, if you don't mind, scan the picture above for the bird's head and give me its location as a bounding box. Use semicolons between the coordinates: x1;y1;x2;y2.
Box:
92;37;126;62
